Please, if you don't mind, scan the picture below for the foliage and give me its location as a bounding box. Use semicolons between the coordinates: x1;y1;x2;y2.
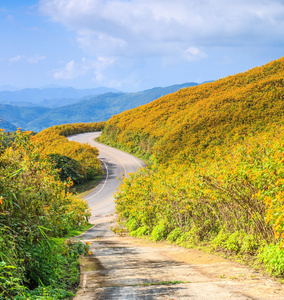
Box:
151;222;168;241
103;56;284;276
166;228;182;242
14;286;74;300
34;122;105;184
258;244;284;276
48;154;83;184
0;262;26;299
0;131;23;150
0;130;91;298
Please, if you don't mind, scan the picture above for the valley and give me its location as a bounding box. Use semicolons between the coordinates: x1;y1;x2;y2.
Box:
0;82;198;132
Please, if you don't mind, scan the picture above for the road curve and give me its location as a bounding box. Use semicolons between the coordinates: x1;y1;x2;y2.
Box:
68;132;146;221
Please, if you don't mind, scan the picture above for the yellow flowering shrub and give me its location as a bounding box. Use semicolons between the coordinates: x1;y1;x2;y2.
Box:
103;57;284;255
34;122;105;183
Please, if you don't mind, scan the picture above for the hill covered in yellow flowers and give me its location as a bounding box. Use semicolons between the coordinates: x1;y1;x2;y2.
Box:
101;56;284;277
102;57;284;163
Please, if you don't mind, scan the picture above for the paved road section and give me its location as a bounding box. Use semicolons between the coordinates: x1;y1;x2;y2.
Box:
68;132;145;221
70;132;284;299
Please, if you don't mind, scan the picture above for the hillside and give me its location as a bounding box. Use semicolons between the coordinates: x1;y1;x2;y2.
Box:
0;104;50;130
0;119;17;131
0;82;198;132
101;56;284;276
102;57;284;162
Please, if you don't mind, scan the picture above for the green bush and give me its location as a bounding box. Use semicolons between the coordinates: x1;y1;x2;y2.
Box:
258;244;284;276
48;153;83;184
151;223;168;241
176;232;192;245
0;262;26;299
240;234;261;254
130;226;150;237
0;130;91;298
225;231;243;253
25;238;88;289
127;218;140;232
14;286;74;300
167;228;182;242
212;229;229;249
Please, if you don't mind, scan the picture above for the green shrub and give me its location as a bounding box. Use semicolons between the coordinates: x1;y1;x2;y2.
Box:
48;154;83;184
167;228;182;242
240;234;261;254
25;239;87;289
0;130;91;298
127;218;140;232
0;262;26;299
212;229;229;249
130;226;150;237
258;244;284;276
14;286;74;300
151;222;168;241
225;231;243;253
176;232;192;245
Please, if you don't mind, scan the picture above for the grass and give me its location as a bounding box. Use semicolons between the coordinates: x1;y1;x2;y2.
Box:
51;223;94;247
65;223;94;239
71;175;102;198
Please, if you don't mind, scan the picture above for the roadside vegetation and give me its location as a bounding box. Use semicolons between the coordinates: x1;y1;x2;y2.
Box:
100;56;284;278
34;122;105;185
0;122;104;299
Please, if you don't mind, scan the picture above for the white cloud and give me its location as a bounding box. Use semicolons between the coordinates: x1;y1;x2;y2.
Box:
53;57;115;81
39;0;284;53
184;47;208;62
9;55;46;64
27;55;46;64
38;0;284;88
9;55;25;63
54;60;77;79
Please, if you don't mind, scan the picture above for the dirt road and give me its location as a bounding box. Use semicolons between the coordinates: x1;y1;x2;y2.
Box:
74;216;284;299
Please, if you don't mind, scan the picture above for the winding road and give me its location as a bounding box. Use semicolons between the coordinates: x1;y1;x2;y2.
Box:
70;132;284;299
68;132;145;221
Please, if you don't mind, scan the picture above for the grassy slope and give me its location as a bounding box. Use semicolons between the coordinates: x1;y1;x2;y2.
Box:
102;57;284;162
101;56;284;278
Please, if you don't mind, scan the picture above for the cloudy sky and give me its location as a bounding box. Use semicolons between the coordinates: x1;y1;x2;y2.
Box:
0;0;284;92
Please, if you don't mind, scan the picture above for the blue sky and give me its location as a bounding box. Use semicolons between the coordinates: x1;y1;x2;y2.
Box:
0;0;284;92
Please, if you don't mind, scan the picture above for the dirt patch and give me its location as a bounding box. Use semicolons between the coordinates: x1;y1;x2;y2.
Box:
119;236;228;265
74;216;284;300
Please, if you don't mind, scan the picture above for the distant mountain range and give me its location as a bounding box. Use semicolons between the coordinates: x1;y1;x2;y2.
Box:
0;87;121;107
0;119;17;131
0;82;198;132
